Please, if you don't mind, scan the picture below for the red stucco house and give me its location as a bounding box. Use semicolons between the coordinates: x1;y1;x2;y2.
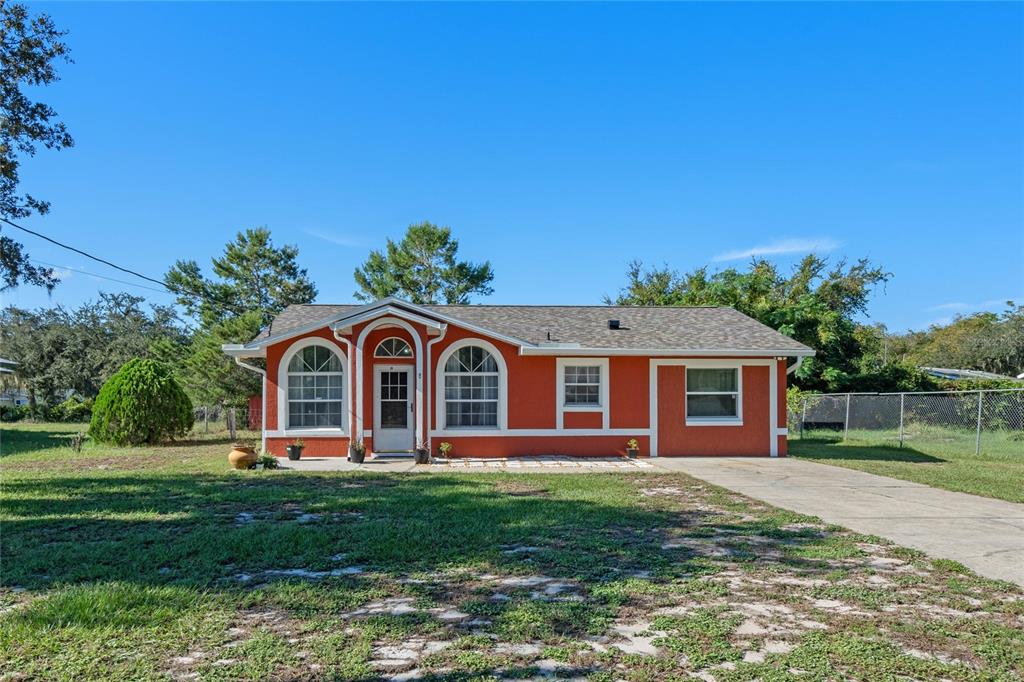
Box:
222;297;814;459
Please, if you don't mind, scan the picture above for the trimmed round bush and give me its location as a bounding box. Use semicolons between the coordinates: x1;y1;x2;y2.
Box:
89;359;194;445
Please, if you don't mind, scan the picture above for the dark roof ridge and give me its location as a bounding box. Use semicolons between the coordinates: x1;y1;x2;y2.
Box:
288;302;731;310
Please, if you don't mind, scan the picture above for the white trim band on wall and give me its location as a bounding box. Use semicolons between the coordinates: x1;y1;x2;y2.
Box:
429;428;650;438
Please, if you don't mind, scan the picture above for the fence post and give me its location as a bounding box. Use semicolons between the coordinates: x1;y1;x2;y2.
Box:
800;400;807;440
228;407;237;441
898;393;905;448
204;406;209;433
844;393;851;441
975;391;983;456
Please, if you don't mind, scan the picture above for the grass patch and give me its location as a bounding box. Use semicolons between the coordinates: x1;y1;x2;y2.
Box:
2;422;1022;680
790;434;1024;503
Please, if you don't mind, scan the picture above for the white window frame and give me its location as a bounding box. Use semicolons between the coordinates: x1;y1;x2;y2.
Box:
436;338;507;432
274;337;348;436
556;358;610;430
374;336;413;358
685;365;742;426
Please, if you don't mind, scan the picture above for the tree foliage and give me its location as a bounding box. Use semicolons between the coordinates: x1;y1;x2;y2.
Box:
0;2;74;290
354;221;494;304
164;228;316;406
0;293;185;413
165;227;317;328
89;358;193;445
608;255;892;391
891;304;1023;378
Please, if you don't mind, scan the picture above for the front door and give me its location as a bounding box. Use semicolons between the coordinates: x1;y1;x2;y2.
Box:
374;366;414;452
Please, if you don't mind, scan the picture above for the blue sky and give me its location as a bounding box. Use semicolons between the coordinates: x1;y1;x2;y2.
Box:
5;2;1022;331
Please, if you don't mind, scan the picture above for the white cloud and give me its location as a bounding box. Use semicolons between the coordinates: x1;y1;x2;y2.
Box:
926;302;968;312
50;267;73;281
926;297;1019;313
712;238;841;263
303;228;366;248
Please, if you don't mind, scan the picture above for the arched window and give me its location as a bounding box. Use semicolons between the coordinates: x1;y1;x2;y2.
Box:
374;337;413;358
287;344;344;428
444;345;499;427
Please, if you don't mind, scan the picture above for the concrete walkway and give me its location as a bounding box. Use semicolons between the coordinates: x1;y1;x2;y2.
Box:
654;457;1024;587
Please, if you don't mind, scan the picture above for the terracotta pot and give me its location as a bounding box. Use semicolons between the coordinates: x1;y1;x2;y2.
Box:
229;445;258;470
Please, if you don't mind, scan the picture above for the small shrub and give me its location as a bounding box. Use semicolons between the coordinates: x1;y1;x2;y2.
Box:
70;432;86;453
252;454;278;470
0;404;28;422
48;396;93;422
89;359;194;445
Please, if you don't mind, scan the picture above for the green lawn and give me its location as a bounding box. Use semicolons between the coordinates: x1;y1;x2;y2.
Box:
3;423;1023;681
790;433;1024;504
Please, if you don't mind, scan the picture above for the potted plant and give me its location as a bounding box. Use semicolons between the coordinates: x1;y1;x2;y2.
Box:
414;442;430;464
349;440;366;464
438;441;453;460
625;438;640;459
286;438;305;461
229;440;258;469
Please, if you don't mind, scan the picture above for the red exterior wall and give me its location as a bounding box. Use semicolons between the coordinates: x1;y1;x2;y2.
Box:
356;324;419;453
260;308;790;458
563;411;603;429
266;436;348;457
777;358;788;457
655;364;772;457
264;327;354;456
609;356;650;429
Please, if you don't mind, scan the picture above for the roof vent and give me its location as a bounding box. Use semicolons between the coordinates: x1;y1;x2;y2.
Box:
608;319;621;330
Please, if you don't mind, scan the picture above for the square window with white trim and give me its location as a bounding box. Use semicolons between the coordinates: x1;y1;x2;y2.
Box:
563;365;602;406
686;368;740;420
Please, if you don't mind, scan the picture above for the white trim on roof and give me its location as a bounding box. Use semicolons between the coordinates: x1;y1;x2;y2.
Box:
332;305;444;335
229;297;534;354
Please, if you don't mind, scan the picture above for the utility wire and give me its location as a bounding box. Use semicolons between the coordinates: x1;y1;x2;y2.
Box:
2;216;166;287
30;259;172;295
2;217;249;316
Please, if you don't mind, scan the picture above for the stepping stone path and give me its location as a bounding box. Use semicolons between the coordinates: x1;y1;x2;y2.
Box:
371;639;451;671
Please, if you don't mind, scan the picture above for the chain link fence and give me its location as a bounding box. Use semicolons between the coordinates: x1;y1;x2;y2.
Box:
789;389;1024;455
192;403;262;441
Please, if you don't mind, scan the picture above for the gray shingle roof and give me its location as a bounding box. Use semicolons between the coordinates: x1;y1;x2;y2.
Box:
253;302;812;354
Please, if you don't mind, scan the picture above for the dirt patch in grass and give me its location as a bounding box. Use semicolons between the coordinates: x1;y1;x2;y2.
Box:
493;480;550;497
3;426;1023;680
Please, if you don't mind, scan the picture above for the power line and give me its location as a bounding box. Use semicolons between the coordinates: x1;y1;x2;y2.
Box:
2;216;166;287
30;259;172;295
2;216;249;316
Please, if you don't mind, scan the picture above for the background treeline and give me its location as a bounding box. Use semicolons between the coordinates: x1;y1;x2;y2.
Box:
609;256;1022;393
2;226;1021;423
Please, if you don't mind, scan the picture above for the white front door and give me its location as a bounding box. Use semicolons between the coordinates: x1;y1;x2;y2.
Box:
373;366;414;452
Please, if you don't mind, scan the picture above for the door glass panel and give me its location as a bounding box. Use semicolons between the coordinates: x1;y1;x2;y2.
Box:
379;371;409;429
381;401;407;428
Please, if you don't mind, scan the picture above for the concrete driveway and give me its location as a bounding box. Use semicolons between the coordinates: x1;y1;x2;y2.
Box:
654;457;1024;587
